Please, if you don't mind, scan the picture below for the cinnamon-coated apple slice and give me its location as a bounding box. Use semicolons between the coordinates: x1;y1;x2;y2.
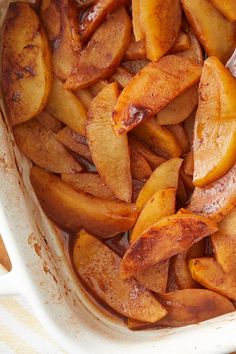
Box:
193;57;236;187
73;230;167;322
120;213;218;279
30;166;138;238
86;82;132;202
65;7;131;89
112;55;202;134
140;0;182;61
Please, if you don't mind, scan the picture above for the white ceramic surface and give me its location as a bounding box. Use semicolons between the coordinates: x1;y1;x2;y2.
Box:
0;2;236;353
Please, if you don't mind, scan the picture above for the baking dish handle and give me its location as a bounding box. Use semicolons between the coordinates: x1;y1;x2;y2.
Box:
0;265;17;296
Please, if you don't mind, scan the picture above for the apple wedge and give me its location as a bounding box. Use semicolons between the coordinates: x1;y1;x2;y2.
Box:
86;82;132;202
80;0;129;42
65;7;131;89
136;158;182;212
76;0;95;8
155;84;198;125
76;89;93;110
158;289;234;327
169;30;191;54
112;55;202;134
36;111;62;133
132;0;144;41
189;258;236;300
130;149;152;181
30;166;138;238
133;118;182;158
73;230;167;322
2;2;52;126
131;188;176;293
128;289;234;329
120;213;218;279
61;173;115;200
47;77;87;135
129;138;166;170
41;0;81;81
183;151;194;176
211;208;236;273
188;162;236;222
122;59;150;75
183;109;196;143
181;0;236;63
173;239;206;289
167;124;189;154
209;0;236;22
193;57;236;187
125;39;146;61
111;67;133;88
56;127;92;162
140;0;182;61
14;119;82;173
131;188;176;243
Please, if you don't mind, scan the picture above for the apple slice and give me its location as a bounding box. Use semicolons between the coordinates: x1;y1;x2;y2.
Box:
122;59;150;75
133;118;182;158
128;289;234;329
181;0;236;63
125;38;146;61
36;111;62;133
86;82;132;202
130;149;152;181
188;162;236;222
209;0;236;22
56;127;92;162
65;7;131;89
193;57;236;187
183;151;194;176
173;239;206;289
167;124;190;154
41;0;81;81
177;28;203;65
14;119;82;173
120;213;218;279
136;158;182;212
2;2;52;125
140;0;182;61
189;258;236;300
132;0;144;41
129;138;166;170
76;89;93;110
30;166;138;238
47;77;87;135
131;188;176;243
112;55;202;134
111;67;133;88
73;230;167;322
169;30;191;54
155;84;198;125
61;173;115;200
80;0;129;42
211;208;236;273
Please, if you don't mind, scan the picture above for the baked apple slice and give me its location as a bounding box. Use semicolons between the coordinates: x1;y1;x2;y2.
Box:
181;0;236;63
80;0;129;42
36;111;62;133
47;77;87;135
193;57;236;187
112;55;202;134
2;2;52;125
169;30;191;54
86;82;132;202
209;0;236;22
167;124;189;154
132;0;144;41
14;119;82;173
56;127;92;162
189;258;236;300
41;0;81;81
130;149;152;181
65;7;131;89
155;84;198;125
120;213;217;279
140;0;182;61
111;67;133;88
125;38;146;61
188;162;236;222
61;172;115;200
211;208;236;273
30;167;138;238
73;230;167;322
136;158;182;211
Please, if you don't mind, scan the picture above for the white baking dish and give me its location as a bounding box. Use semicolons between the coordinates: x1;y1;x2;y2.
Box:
0;1;236;353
